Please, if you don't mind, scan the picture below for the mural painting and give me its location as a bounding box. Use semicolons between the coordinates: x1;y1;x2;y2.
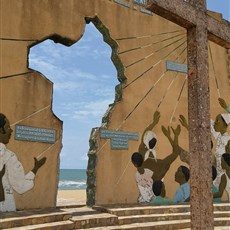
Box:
0;114;46;212
130;97;230;204
211;98;230;201
1;0;229;209
131;111;183;203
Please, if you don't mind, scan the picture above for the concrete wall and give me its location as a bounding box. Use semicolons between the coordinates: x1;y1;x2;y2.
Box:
0;0;229;209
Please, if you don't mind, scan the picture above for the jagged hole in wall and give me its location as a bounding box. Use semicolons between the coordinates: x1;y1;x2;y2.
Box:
29;23;118;187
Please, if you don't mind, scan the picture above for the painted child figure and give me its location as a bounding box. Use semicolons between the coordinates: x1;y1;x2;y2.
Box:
150;180;172;205
211;112;230;188
173;166;190;203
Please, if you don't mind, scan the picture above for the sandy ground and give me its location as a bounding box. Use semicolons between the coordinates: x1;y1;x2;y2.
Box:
57;189;86;206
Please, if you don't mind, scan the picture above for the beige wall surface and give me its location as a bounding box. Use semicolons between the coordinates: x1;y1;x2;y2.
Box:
0;0;229;209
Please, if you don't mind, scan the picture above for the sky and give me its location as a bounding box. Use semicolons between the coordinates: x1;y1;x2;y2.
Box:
29;0;230;169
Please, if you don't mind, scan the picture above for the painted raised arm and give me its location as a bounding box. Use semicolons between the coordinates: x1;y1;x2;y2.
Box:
218;98;230;113
138;111;160;152
32;157;47;175
162;125;173;146
179;115;188;130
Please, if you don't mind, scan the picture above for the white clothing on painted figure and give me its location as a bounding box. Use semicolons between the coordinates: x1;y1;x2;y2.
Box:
143;131;157;161
211;120;230;188
135;168;155;203
0;143;35;212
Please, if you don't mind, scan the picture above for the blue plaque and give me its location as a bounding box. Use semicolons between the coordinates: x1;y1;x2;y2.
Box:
100;129;138;150
133;0;146;6
15;125;56;143
113;0;130;8
166;61;188;73
140;8;153;15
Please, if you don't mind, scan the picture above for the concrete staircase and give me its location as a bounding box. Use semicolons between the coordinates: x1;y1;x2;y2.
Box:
0;203;229;229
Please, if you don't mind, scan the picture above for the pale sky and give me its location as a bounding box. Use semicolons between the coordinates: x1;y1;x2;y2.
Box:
29;0;230;169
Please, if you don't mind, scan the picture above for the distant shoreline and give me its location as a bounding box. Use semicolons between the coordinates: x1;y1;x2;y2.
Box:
58;188;86;190
59;168;87;170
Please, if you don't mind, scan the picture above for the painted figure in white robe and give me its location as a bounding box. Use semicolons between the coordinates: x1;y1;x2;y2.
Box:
211;113;230;188
213;151;230;201
0;113;46;212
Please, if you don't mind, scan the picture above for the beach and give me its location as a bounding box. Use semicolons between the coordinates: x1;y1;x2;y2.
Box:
57;189;86;206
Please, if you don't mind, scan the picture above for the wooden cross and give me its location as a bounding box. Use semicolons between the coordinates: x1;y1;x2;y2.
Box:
147;0;230;229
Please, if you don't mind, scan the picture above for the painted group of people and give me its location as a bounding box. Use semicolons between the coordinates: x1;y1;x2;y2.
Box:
132;98;230;205
131;110;191;204
149;165;190;205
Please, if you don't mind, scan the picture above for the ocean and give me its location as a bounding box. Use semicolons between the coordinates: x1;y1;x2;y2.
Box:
58;169;87;190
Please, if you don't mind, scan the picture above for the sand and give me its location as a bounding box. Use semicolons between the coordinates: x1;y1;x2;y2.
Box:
57;189;86;206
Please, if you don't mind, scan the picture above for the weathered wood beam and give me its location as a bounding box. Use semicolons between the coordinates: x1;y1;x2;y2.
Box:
146;0;196;28
207;15;230;48
147;0;230;48
187;22;214;230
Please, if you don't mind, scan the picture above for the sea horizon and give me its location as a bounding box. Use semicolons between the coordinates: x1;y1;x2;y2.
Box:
58;169;87;190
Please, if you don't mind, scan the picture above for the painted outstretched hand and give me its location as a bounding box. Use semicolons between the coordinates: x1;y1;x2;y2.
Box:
32;157;47;175
179;115;188;130
218;98;229;113
171;125;181;154
162;126;172;142
171;125;181;137
162;125;181;137
162;124;181;147
219;98;227;109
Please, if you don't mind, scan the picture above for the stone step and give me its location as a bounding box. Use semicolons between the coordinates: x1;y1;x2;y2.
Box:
78;217;230;230
4;220;75;230
214;203;230;212
0;208;72;229
94;203;230;217
0;206;93;229
0;206;118;230
181;227;230;230
2;204;230;229
214;210;230;218
214;217;230;227
82;219;191;229
119;212;191;225
72;212;118;229
118;210;230;225
93;204;190;216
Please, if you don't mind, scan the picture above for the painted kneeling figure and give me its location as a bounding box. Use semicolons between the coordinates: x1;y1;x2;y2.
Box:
0;113;46;212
